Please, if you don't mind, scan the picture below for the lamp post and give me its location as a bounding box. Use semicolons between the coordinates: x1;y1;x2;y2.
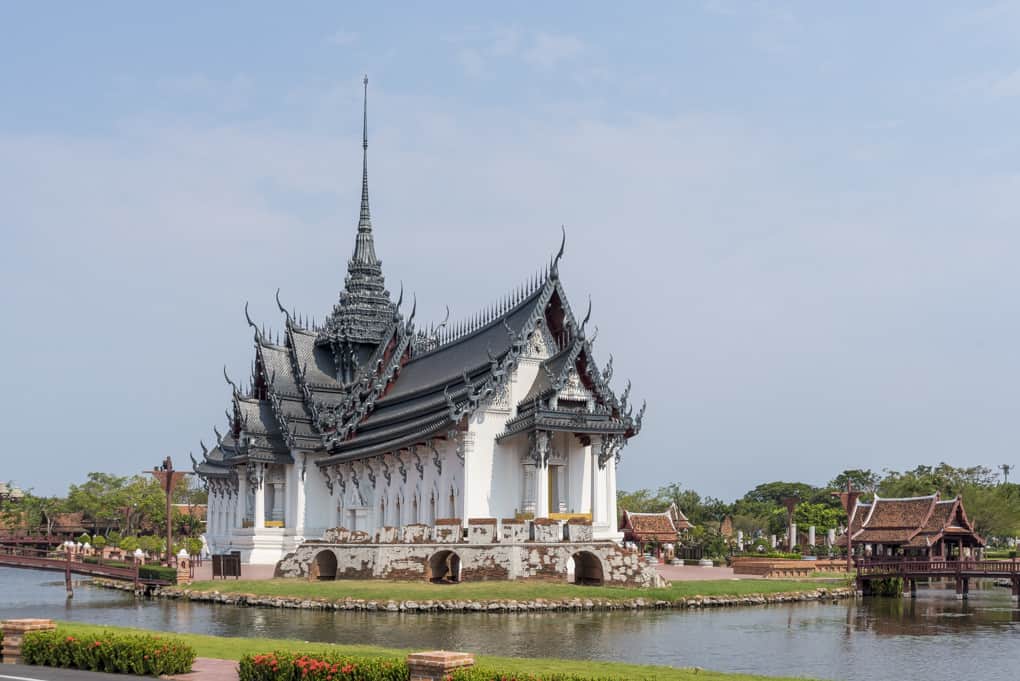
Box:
833;481;861;574
148;456;189;566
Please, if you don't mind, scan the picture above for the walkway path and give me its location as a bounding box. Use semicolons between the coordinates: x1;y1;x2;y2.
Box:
0;659;238;681
655;564;744;581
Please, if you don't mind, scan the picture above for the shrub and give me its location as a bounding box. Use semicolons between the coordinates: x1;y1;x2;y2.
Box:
240;651;407;681
22;630;195;677
107;531;122;547
139;565;177;583
239;652;621;681
119;537;139;553
78;533;92;546
92;535;107;550
186;537;204;556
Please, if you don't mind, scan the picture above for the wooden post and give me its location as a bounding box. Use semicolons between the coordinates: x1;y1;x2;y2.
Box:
149;457;189;566
407;652;475;681
2;619;56;664
64;548;72;598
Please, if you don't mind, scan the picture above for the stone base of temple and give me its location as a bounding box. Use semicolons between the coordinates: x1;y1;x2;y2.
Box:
222;528;306;565
275;519;662;587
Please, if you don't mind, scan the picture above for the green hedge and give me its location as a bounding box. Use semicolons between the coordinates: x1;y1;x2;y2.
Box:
22;630;195;677
140;564;178;583
79;557;177;583
240;652;620;681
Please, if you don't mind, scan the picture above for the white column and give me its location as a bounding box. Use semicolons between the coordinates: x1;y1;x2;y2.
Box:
606;460;618;531
535;463;550;518
522;463;536;515
789;523;797;549
211;494;220;537
293;463;306;536
272;482;284;522
808;526;816;547
237;472;248;529
555;465;567;513
254;469;266;530
590;448;602;524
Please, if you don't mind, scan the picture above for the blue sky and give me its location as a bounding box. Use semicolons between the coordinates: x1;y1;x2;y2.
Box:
3;2;1020;499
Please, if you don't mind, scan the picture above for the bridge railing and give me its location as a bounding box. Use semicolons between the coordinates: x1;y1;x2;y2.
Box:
857;559;1020;577
0;543;170;585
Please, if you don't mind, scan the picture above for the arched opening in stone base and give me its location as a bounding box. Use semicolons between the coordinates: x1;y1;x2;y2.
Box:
425;550;461;584
310;550;338;581
572;551;604;586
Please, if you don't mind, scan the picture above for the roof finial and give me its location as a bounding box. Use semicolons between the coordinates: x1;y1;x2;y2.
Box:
358;74;371;234
550;225;566;280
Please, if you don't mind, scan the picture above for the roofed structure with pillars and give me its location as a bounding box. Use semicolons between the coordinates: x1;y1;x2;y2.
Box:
192;78;646;564
619;504;692;545
838;493;986;559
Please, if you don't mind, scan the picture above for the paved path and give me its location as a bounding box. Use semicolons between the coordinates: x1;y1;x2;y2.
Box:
0;664;148;681
190;563;277;581
166;658;238;681
655;564;746;581
0;659;238;681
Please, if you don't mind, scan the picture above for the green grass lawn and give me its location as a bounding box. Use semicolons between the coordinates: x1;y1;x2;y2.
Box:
181;577;846;602
55;621;820;681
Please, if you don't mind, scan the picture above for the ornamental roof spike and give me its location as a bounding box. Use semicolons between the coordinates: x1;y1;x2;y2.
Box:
213;425;223;444
396;281;404;310
275;288;292;324
244;301;262;342
580;295;592;334
223;365;239;394
550;225;566;280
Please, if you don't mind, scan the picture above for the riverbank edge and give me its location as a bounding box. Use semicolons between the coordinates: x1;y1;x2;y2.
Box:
91;578;854;612
52;620;823;681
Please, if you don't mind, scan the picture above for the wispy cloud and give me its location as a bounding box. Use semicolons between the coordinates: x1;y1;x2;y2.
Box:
522;32;585;69
446;27;585;76
329;30;358;46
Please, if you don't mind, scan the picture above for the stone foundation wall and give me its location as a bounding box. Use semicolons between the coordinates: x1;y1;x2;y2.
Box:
278;540;661;587
277;517;663;587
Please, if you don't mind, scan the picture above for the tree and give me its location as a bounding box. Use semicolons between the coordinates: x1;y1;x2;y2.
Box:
616;488;662;517
960;484;1020;539
794;502;843;531
878;464;997;498
829;469;880;495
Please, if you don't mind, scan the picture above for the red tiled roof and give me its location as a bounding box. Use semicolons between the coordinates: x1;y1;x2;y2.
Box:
620;503;692;541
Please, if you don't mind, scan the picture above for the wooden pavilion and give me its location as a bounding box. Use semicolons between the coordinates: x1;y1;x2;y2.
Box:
837;493;985;559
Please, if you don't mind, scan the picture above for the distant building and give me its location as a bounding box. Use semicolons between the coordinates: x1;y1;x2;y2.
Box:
193;79;646;564
838;493;986;558
619;503;692;547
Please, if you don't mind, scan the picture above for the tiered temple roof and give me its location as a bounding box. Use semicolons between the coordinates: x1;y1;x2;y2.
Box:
839;493;985;549
192;80;645;485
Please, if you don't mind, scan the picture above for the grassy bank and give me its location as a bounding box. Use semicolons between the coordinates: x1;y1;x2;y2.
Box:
181;578;848;602
55;621;819;681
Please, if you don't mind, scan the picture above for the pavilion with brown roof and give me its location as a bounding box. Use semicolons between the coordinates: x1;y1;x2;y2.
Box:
619;503;693;556
838;493;985;559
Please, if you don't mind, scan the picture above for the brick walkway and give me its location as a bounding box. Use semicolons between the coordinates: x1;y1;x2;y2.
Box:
164;657;238;681
655;564;747;581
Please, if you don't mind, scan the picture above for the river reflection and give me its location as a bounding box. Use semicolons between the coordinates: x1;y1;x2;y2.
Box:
1;568;1016;681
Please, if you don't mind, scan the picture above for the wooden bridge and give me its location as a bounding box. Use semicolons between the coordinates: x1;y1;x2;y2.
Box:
857;558;1020;599
0;544;172;594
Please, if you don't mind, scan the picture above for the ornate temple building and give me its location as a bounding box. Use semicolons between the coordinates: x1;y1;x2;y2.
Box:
193;80;645;566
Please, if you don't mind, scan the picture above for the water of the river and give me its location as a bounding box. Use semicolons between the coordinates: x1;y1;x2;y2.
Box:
1;568;1017;681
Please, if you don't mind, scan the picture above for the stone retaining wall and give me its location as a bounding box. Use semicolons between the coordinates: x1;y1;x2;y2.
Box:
276;540;662;587
92;579;853;613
